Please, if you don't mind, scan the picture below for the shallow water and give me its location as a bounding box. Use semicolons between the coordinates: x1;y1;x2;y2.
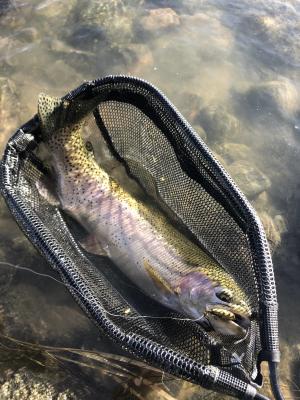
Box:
0;0;299;399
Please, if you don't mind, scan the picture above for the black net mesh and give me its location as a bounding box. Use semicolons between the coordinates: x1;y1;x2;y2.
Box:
0;76;280;399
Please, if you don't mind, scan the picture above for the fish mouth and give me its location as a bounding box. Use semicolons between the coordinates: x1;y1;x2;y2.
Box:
198;305;251;336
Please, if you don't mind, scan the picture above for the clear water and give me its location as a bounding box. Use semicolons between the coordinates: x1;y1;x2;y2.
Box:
0;0;299;398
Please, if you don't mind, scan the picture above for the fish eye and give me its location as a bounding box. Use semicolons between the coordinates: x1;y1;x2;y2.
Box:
216;288;233;303
85;141;94;153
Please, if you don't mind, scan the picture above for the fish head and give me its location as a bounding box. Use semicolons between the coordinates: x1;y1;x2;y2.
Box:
204;284;251;338
176;270;251;337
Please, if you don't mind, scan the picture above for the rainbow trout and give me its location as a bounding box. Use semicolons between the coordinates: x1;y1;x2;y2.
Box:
36;94;251;337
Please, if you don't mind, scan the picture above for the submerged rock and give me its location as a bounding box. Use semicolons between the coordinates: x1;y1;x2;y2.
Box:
0;77;20;154
251;191;270;213
1;37;35;68
215;143;252;163
1;283;93;345
0;304;4;330
245;78;299;120
227;160;271;198
0;262;15;296
0;34;18;65
193;124;207;142
79;0;141;50
180;12;234;60
176;92;204;124
0;212;40;267
239;8;300;68
140;8;180;32
34;0;77;20
174;380;233;400
124;43;154;75
0;368;78;400
65;25;107;52
251;193;287;254
173;92;203;126
45;60;82;88
196;106;240;144
212;151;228;169
0;2;30;30
274;214;287;237
259;212;282;254
19;27;39;43
0;0;12;15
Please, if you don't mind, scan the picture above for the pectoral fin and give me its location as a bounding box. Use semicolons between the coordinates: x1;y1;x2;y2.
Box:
144;260;173;294
36;175;60;207
79;233;108;257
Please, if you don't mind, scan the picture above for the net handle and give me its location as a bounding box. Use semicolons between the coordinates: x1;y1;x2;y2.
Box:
253;361;285;400
269;361;285;400
254;394;270;400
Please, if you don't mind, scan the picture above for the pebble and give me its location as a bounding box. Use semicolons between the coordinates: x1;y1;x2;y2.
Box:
0;77;20;153
245;78;299;120
196;105;240;144
227;160;271;198
216;143;252;163
140;8;180;31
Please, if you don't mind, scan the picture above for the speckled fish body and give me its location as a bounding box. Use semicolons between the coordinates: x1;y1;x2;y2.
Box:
37;94;251;336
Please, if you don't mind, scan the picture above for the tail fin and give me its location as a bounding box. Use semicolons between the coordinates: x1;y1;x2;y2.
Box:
38;93;69;139
38;91;103;139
